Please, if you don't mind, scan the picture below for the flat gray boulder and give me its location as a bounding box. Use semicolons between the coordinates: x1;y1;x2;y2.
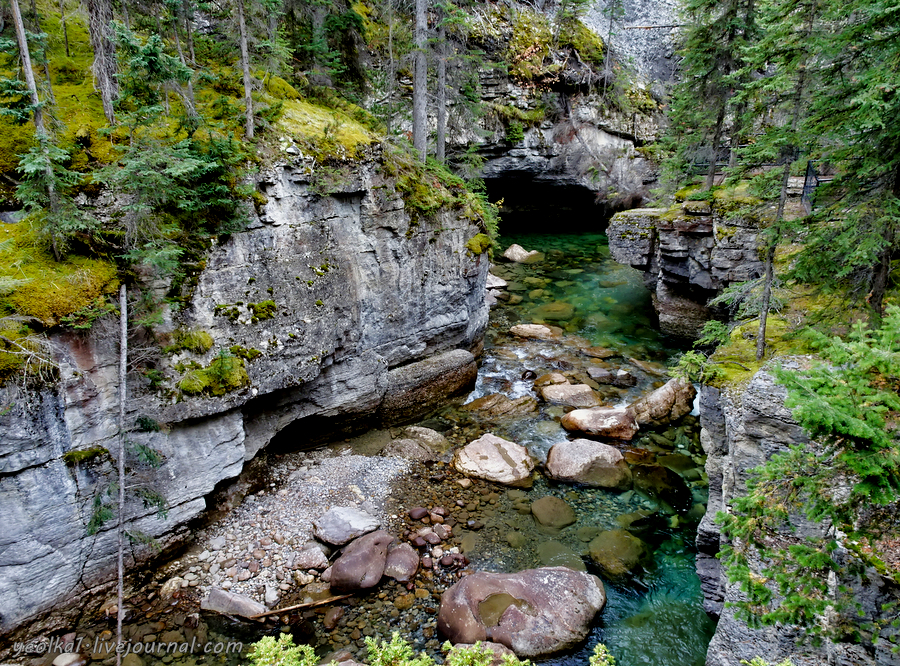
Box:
509;324;562;340
454;433;535;488
314;507;380;546
437;567;605;657
200;587;266;618
546;439;632;490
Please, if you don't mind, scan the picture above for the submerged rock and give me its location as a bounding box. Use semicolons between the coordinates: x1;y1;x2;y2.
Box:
532;301;575;321
463;393;539;418
630;377;696;426
588;530;648;577
632;464;693;512
531;496;577;529
560;407;639;440
454;434;535;487
437;567;606;657
546;438;632;490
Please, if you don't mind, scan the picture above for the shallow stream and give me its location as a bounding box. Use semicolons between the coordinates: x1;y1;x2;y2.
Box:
7;233;716;666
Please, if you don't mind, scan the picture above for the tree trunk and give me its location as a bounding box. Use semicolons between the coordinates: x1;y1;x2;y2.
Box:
435;17;446;163
28;0;56;105
756;5;814;360
385;0;395;134
237;0;254;139
60;0;70;57
412;0;427;161
705;100;726;190
86;0;118;124
11;0;62;259
171;8;196;115
116;282;127;666
182;0;196;63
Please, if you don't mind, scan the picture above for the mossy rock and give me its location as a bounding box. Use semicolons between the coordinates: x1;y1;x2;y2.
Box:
466;233;492;255
171;329;214;354
264;75;301;100
179;354;249;396
62;447;109;466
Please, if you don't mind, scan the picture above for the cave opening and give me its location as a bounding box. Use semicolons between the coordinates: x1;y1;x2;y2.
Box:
483;176;639;234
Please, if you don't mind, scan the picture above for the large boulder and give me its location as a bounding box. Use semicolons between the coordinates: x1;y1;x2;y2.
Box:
629;377;696;426
330;530;395;591
454;434;535;488
588;530;647;578
546;439;632;490
314;507;380;546
437;567;606;657
403;426;451;454
540;384;601;408
200;588;266;618
560;407;639;440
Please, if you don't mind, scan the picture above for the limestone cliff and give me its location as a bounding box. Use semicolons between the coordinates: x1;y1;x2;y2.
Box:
607;201;763;336
0;148;489;634
698;371;900;666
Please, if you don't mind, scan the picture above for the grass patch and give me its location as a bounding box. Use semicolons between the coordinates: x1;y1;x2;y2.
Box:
277;99;375;162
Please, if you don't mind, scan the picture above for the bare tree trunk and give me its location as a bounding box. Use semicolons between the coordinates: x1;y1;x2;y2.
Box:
171;8;196;115
237;0;254;139
86;0;118;124
60;0;70;57
182;0;196;63
28;0;56;105
705;100;726;190
435;17;446;163
413;0;427;161
11;0;61;259
116;282;127;666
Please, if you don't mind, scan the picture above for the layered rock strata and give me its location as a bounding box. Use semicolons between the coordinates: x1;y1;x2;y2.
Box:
607;204;763;337
0;153;489;634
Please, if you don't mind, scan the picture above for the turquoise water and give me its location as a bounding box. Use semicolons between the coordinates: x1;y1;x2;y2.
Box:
459;231;716;666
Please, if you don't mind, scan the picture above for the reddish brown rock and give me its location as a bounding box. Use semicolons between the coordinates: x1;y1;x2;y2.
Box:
330;530;395;591
384;541;420;582
437;567;605;657
540;384;601;408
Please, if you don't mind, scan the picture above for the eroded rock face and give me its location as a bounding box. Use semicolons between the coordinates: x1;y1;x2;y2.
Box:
437;567;606;657
560;407;639;440
330;530;395;591
546;439;632;490
0;154;489;634
630;377;696;426
454;434;535;488
607;205;763;337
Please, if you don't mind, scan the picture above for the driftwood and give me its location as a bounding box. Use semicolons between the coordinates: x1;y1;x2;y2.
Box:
248;594;355;619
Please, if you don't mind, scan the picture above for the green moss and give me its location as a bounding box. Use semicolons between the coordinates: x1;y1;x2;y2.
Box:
711;184;763;220
506;10;553;81
229;345;262;361
249;300;277;321
674;185;701;202
62;447;109;465
179;353;249;396
708;317;802;387
169;329;215;354
466;233;492;255
0;224;118;326
564;21;605;68
277;99;375;162
491;103;546;125
264;75;301;100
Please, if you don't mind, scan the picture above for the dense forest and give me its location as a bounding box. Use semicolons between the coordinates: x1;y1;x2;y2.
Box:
0;0;898;663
